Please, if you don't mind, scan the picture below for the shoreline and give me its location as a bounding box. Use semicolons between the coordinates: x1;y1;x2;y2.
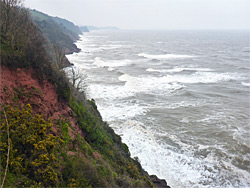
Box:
67;32;171;188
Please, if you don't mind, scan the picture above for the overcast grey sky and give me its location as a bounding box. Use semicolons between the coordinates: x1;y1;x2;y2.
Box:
24;0;250;30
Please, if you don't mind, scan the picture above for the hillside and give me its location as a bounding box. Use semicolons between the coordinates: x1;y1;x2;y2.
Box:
0;1;170;187
52;16;82;40
29;9;80;55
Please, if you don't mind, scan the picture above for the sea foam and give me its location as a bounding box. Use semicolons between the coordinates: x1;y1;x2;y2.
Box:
118;72;244;95
93;57;135;68
108;119;250;188
118;74;185;94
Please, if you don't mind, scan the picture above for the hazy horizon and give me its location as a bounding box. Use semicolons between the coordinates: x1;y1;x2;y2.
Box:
25;0;250;30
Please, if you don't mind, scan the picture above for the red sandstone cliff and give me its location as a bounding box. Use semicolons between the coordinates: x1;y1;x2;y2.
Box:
0;66;84;139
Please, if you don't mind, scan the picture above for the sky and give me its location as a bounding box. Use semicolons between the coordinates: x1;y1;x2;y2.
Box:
24;0;250;30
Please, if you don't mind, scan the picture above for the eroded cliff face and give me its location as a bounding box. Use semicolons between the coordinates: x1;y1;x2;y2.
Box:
0;66;84;139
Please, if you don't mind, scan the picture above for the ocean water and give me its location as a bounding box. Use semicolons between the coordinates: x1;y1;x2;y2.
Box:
67;30;250;188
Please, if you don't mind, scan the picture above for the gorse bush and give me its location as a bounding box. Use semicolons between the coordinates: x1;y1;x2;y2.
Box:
0;104;63;187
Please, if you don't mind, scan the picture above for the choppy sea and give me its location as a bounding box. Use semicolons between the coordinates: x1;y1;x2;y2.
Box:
67;30;250;188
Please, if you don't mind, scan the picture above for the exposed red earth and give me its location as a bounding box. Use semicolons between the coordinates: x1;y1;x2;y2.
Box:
0;66;84;139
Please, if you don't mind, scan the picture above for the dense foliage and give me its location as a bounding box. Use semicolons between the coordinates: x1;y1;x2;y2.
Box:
68;97;154;187
0;97;153;187
0;0;49;69
0;104;62;187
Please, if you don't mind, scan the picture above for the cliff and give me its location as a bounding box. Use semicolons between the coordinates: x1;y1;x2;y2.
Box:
29;9;80;55
0;1;170;187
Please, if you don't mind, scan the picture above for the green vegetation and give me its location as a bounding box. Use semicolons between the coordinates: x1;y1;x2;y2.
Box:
52;16;82;39
0;104;62;187
30;9;80;55
0;99;153;187
0;0;156;187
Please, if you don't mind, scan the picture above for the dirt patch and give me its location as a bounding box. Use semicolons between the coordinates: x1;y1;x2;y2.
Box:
0;66;84;139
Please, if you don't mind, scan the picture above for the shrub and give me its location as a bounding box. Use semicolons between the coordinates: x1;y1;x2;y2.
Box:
0;104;63;187
54;117;70;144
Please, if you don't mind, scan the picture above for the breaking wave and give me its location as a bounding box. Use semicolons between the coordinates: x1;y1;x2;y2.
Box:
138;53;196;60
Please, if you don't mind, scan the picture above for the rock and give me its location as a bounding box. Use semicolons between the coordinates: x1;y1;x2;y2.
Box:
150;175;171;188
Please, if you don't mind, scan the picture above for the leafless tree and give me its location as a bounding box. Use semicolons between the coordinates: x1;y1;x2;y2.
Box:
67;67;87;92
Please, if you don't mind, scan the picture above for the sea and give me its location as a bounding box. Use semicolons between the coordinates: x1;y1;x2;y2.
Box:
66;30;250;188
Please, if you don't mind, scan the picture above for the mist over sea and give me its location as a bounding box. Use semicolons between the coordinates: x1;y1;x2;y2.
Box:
67;30;250;188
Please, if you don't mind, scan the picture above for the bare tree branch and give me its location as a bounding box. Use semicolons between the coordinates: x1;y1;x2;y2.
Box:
66;67;87;92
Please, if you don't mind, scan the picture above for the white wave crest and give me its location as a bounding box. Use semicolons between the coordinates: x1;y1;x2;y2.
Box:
119;74;185;94
146;67;213;73
241;82;250;86
93;57;134;68
161;72;245;84
118;72;244;94
146;68;160;72
138;53;196;60
108;67;115;71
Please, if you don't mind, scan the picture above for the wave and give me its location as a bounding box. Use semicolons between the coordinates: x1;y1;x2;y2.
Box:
114;71;247;98
93;57;134;68
146;67;214;73
75;36;125;53
241;82;250;86
146;68;159;72
118;72;245;94
163;72;245;84
108;67;115;71
108;119;250;188
118;74;185;94
98;103;147;122
138;53;196;60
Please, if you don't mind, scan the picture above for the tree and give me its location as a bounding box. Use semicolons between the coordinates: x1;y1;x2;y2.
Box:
0;0;49;69
66;67;87;92
1;0;28;59
0;0;23;34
